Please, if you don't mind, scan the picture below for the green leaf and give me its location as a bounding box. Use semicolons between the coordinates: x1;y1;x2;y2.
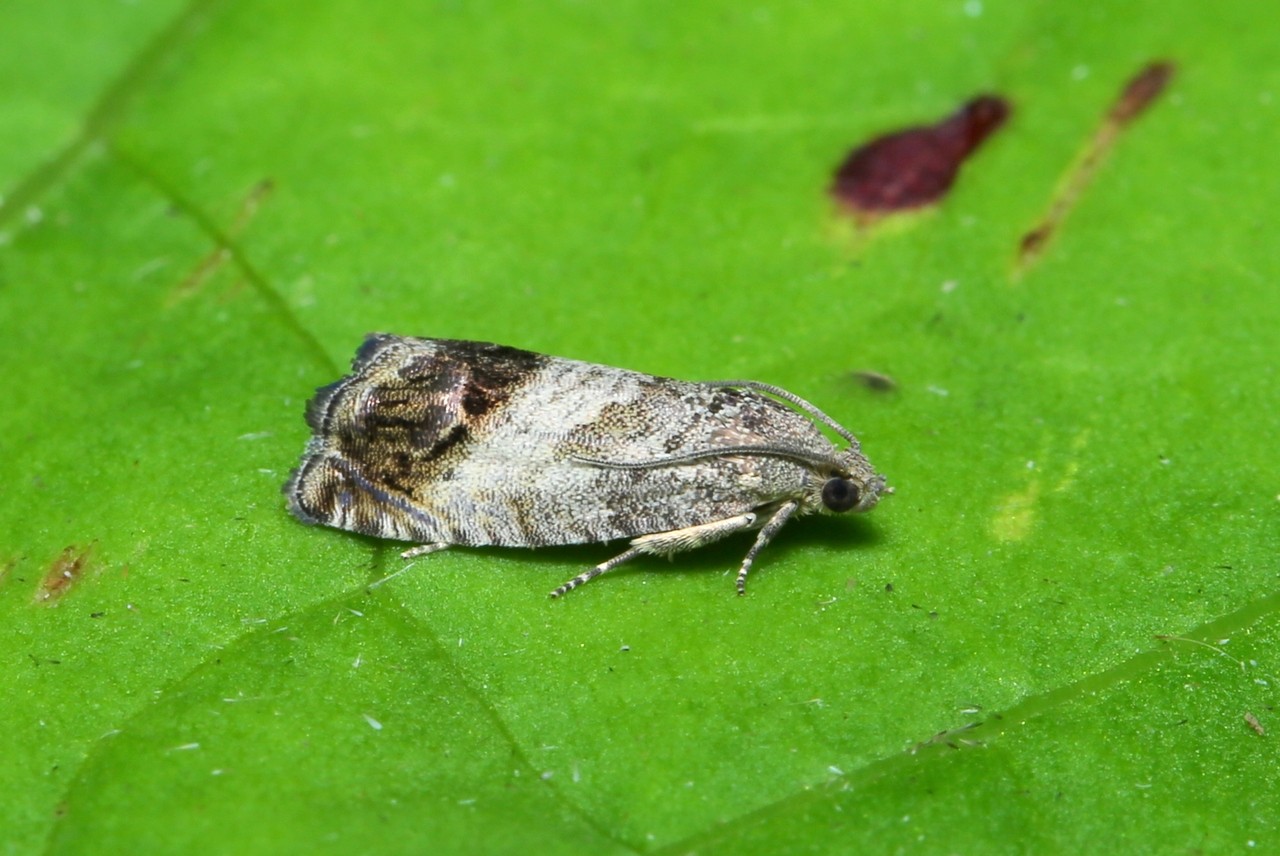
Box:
2;1;1276;853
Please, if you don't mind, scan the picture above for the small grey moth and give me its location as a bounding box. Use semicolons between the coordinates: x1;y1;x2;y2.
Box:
284;335;888;597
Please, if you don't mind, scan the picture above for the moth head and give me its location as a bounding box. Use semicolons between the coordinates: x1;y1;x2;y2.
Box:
813;450;887;515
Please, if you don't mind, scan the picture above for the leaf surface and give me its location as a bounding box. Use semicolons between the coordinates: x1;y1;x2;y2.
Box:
1;1;1276;853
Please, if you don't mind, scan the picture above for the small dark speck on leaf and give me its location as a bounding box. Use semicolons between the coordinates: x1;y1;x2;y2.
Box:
831;95;1010;217
851;370;897;392
884;582;894;593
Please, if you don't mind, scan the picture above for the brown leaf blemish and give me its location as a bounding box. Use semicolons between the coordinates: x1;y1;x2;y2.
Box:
168;178;275;305
35;544;95;604
831;95;1010;220
1110;61;1176;124
1017;61;1176;271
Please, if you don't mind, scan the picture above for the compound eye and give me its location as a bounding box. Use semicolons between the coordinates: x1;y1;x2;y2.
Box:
821;477;860;513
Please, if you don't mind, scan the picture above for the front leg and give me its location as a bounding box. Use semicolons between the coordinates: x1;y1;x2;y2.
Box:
735;500;799;595
630;512;759;557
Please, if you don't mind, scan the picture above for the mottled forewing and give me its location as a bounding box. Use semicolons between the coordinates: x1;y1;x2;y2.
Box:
431;371;833;546
556;382;831;531
564;383;828;463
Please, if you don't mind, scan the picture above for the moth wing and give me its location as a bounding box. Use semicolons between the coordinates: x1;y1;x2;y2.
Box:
289;337;832;549
434;370;828;545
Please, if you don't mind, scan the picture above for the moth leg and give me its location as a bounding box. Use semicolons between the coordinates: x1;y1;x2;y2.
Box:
630;513;758;556
550;513;758;599
366;543;451;591
549;545;646;599
735;500;800;596
401;542;450;560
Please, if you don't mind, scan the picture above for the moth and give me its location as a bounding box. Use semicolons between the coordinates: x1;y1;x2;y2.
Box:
285;335;888;597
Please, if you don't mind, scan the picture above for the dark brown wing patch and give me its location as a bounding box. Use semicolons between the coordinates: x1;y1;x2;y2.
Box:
341;338;545;480
287;336;547;537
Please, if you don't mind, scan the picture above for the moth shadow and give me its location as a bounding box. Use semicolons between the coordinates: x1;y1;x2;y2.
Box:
610;514;885;587
382;514;884;589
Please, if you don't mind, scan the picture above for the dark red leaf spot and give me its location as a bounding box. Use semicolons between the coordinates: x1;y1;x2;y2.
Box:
831;95;1011;216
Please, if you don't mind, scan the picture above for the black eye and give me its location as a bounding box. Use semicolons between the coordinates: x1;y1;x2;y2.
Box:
821;478;860;513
